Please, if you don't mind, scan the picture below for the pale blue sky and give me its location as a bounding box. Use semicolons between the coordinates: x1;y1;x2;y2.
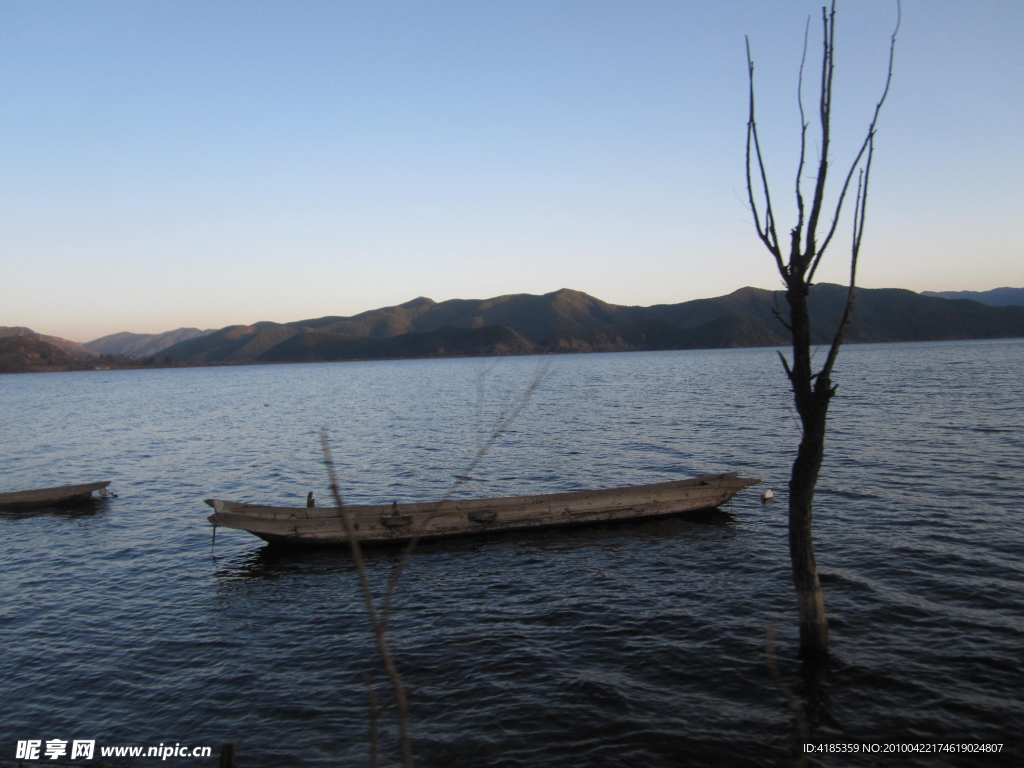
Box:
2;0;1021;341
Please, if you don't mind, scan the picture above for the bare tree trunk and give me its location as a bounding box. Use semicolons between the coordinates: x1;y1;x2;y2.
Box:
787;284;831;654
788;391;830;654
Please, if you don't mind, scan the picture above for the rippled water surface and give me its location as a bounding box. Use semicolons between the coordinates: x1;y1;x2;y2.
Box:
1;341;1022;767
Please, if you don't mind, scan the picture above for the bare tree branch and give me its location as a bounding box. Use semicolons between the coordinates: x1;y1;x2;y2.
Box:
776;350;794;381
805;134;868;283
746;37;786;275
362;671;381;768
321;361;549;766
818;163;866;386
771;292;794;332
800;3;837;276
807;1;900;284
321;430;414;768
381;361;551;623
813;4;899;386
793;16;811;251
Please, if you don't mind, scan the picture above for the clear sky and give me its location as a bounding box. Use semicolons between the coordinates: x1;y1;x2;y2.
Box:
2;0;1021;342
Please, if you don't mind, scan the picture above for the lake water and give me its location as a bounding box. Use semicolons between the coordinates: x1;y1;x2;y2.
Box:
1;341;1021;767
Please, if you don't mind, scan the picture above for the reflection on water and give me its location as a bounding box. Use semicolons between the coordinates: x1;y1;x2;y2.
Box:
0;497;112;521
215;543;367;581
1;340;1022;767
214;510;739;581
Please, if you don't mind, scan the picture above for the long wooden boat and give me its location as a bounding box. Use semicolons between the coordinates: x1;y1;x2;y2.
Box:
205;472;760;546
0;481;112;511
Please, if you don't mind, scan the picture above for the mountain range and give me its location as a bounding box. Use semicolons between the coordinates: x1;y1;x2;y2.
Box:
4;285;1024;374
0;326;99;358
0;335;100;374
157;284;1024;364
920;287;1024;306
84;327;215;357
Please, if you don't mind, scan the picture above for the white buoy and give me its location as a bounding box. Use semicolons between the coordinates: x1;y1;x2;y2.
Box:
761;489;774;503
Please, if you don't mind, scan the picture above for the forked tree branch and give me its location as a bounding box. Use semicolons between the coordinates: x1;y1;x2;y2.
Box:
807;1;899;284
321;361;549;767
322;431;414;768
381;361;550;623
812;5;898;387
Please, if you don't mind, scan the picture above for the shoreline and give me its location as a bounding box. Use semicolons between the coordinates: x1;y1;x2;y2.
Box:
3;334;1023;375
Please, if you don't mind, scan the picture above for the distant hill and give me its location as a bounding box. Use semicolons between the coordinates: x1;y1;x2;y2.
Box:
921;287;1024;306
0;327;99;358
0;336;96;373
262;324;535;362
85;327;215;357
0;331;192;374
164;288;644;363
161;285;1024;365
287;289;645;341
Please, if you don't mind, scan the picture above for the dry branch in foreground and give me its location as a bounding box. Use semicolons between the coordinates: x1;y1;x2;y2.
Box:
321;361;550;767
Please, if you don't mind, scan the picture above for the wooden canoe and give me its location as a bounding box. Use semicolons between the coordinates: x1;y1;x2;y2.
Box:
205;472;760;546
0;481;112;511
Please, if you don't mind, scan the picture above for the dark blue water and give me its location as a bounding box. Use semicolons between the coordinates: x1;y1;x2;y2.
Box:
1;341;1021;767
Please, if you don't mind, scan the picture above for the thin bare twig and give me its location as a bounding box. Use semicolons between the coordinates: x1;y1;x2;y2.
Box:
818;170;864;386
746;37;785;275
382;360;551;622
776;350;794;382
322;431;414;768
366;640;475;715
475;359;501;453
793;15;811;250
361;671;380;768
322;360;550;767
800;3;837;275
771;292;794;332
